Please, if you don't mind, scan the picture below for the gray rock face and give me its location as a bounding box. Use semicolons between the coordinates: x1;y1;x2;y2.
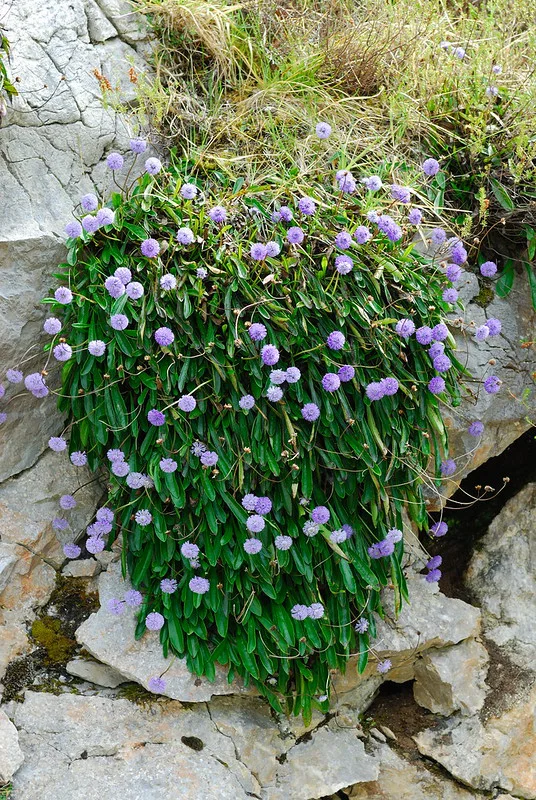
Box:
413;638;489;716
0;708;24;783
465;482;536;670
414;683;536;799
66;658;128;688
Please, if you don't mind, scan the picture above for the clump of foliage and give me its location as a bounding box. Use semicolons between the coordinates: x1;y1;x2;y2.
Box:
0;27;17;114
40;147;471;721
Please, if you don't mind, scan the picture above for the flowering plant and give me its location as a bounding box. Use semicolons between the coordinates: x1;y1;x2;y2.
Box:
22;140;501;721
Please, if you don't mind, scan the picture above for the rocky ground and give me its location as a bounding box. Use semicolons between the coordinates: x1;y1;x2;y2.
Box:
1;1;535;798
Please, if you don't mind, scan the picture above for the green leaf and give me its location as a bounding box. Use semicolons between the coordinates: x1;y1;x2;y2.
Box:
489;178;515;211
495;259;515;297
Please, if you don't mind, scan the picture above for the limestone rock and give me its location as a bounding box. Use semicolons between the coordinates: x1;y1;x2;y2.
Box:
263;727;379;800
62;559;101;578
413;638;489;716
414;683;536;798
10;692;259;799
465;482;536;670
347;742;476;799
66;658;128;688
0;708;24;783
76;561;250;702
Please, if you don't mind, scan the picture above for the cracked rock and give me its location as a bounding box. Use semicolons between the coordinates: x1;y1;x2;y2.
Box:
0;708;24;783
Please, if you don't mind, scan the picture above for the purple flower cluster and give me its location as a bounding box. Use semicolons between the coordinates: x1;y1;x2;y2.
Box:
291;602;325;620
425;554;442;583
368;527;402;559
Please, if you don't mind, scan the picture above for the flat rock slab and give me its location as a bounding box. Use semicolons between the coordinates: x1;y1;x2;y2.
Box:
0;708;24;783
76;561;251;702
66;658;128;688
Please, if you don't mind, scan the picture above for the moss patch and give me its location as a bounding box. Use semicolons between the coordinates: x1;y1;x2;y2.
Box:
30;617;77;666
473;284;495;308
1;654;38;703
117;682;167;708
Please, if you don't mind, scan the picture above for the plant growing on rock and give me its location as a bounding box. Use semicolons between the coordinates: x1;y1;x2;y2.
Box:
4;134;504;722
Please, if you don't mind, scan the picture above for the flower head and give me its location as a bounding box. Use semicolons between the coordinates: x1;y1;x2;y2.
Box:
208;205;227;223
115;267;132;285
445;263;462;282
200;451;218;467
330;529;346;544
327;331;345;350
180;182;198;199
6;369;23;384
176;226;195;245
377;659;392;674
154;327;174;346
105;276;126;299
255;497;272;515
49;436;67;452
60;494;76;510
395;319;415;338
426;555;442;570
433;354;452;373
147;409;165;426
315;121;332;139
285;367;301;383
363;175;382;191
148;676;166;693
135;509;152;526
130;138;147;154
63;543;81;559
112;460;130;477
126;472;147;489
408;208;423;225
124;589;143;607
390;184;411;203
380;377;399;396
96;208;115;226
416;326;433;345
303;521;319;537
53;517;69;531
110;314;129;331
81;194;99;213
246;515;265;533
70;451;87;467
322;373;340;392
249;323;267;342
475;324;490;342
261;345;280;366
160;274;177;290
483;375;501;394
82;215;100;234
54;287;73;305
355;617;369;633
65;220;83;238
279;206;293;222
353;226;371;244
301;402;320;422
160;578;178;594
441;459;456;477
275;535;292;551
250;242;268;261
480;260;497;277
287;226;304;245
366;381;385;401
311;506;330;524
108;598;125;615
145;157;162;175
239;394;255;410
189;576;210;594
106;152;124;170
431;228;447;246
266;241;280;257
468;420;484;437
146;612;165;630
53;343;72;362
309;602;324;619
291;604;309;621
335;255;353;275
335;231;353;250
428;376;445;394
431;322;448;342
244;537;262;554
428;341;445;358
486;318;501;336
298;197;316;216
338;365;355;382
178;395;196;412
430;520;448;537
86;536;105;554
442;288;459;304
338;173;357;193
24;373;48;398
141;238;160;258
159;458;177;473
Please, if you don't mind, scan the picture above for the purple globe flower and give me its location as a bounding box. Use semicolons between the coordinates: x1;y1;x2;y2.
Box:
338;174;356;193
261;345;280;366
426;555;442;570
88;340;106;356
416;326;433;345
53;343;72;362
154;327;174;346
255;496;272;515
474;324;490;342
291;604;309;621
468;420;484;437
266;241;281;257
141;238;160;258
6;369;23;383
189;576;210;594
368;543;383;559
285;367;301;383
298;196;316;216
483;375;501;394
148;676;166;693
130;138;147;154
308;602;324;619
330;529;346;544
208;205;227;223
25;372;48;398
486;318;501;336
65;220;83;238
145;157;162;175
146;611;165;631
480;260;497;277
366;381;385;401
63;543;81;559
106;152;124;170
70;451;87;466
303;521;319;537
428;376;445;394
191;441;207;457
449;238;467;265
49;436;67;452
125;281;144;300
445;263;462;282
200;451;218;467
82;215;100;234
246;515;265;533
431;322;448;341
377;659;392;674
178;395;196;412
335;255;353;275
422;158;440;176
386;527;403;543
159;458;177;473
492;64;502;74
104;276;126;299
431;228;447;245
377;214;402;242
115;267;132;285
279;205;293;222
322;373;340;392
0;412;6;424
135;509;152;526
355;617;369;633
442;288;459;304
353;225;371;244
107;598;124;615
408;208;423;225
147;409;165;426
453;46;466;59
428;341;445;358
160;578;178;594
275;535;293;550
126;472;147;489
53;517;69;531
363;175;382;191
441;459;456;477
110;314;129;331
315;121;332;139
433;354;452;373
335;231;353;249
430;520;448;537
60;494;76;510
181;542;200;559
395;319;415;338
250;243;268;261
249;323;267;341
176;226;195;245
180;182;198;199
287;226;304;245
311;506;330;524
338;365;355;382
244;537;263;554
160;274;177;290
80;193;98;212
96;208;115;226
426;568;442;582
391;184;411;203
301;403;320;422
267;385;283;402
124;589;143;607
239;394;255;410
327;331;345;350
242;493;258;511
380;377;399;396
54;287;73;305
111;460;130;477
